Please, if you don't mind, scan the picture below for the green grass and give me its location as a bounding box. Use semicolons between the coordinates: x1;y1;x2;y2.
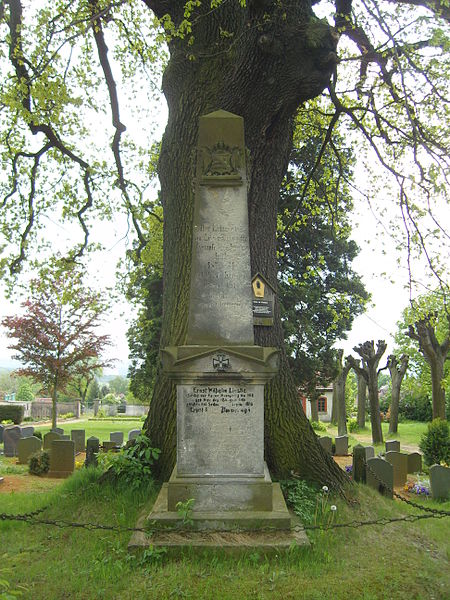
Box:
33;418;143;443
1;470;449;600
320;420;428;451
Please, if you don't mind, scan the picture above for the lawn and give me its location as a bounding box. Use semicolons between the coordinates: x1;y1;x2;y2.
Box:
320;420;428;452
1;466;449;600
33;417;144;443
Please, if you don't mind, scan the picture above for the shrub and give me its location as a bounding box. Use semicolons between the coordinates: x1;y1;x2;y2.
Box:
310;420;327;432
33;431;43;440
347;418;359;432
399;393;432;422
59;412;75;420
0;404;24;424
280;478;319;524
29;450;50;475
419;419;450;467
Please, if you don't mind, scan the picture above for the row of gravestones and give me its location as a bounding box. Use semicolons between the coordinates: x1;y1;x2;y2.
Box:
1;425;142;461
352;442;450;500
318;435;350;456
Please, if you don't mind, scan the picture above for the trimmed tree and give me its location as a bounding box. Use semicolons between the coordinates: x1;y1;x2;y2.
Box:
1;269;114;429
386;354;409;434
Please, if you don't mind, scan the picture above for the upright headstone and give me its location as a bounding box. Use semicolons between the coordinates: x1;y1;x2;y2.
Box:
364;446;375;460
85;436;100;467
3;426;21;457
61;434;70;441
128;429;141;441
318;436;332;454
335;435;349;456
48;440;75;478
407;452;422;474
102;441;118;452
385;451;408;487
71;429;86;453
156;110;282;526
51;427;64;435
385;440;400;453
352;444;367;483
0;424;4;444
110;431;124;446
366;457;393;498
43;431;62;450
429;464;450;500
17;436;42;464
20;426;34;438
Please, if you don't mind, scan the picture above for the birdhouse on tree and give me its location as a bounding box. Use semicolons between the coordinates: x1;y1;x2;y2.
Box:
251;273;276;326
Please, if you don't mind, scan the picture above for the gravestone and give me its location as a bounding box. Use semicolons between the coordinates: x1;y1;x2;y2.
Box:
318;436;332;454
128;429;141;441
3;426;21;457
102;441;118;452
51;427;64;435
20;426;34;438
385;440;400;453
85;436;100;467
48;440;75;478
352;444;367;483
71;429;86;453
43;431;62;450
364;446;375;460
148;110;285;530
61;434;70;441
0;424;4;444
366;457;393;498
429;464;450;500
385;451;408;487
17;436;42;464
407;452;422;474
110;431;124;446
334;435;349;456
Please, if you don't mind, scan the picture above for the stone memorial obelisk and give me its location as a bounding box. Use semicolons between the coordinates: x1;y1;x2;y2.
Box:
137;110;300;541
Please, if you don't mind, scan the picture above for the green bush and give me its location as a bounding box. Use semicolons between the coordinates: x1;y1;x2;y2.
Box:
419;418;450;467
29;450;50;475
59;412;75;420
311;420;327;432
399;393;432;422
280;479;319;524
347;417;359;432
0;404;24;424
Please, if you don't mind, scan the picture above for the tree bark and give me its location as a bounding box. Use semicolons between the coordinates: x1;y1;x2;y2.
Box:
408;319;450;420
348;341;387;444
334;350;351;436
142;1;347;488
356;365;367;428
310;396;319;422
387;354;409;434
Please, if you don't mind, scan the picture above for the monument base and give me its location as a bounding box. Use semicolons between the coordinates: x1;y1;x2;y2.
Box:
128;482;310;553
167;464;274;512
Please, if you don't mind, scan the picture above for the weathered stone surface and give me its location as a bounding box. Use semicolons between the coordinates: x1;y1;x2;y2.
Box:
17;436;42;464
48;440;75;478
20;426;34;438
187;110;254;346
0;424;4;444
71;429;86;453
103;440;118;452
385;440;400;453
110;431;124;446
61;434;70;441
352;444;366;483
407;452;422;474
364;446;375;460
318;436;332;454
366;457;393;498
334;435;349;456
128;429;141;441
3;426;21;457
177;383;264;477
385;451;408;487
430;464;450;500
85;436;100;467
43;431;62;450
51;427;64;435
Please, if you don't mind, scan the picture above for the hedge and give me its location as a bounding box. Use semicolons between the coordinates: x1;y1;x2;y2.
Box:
0;404;24;424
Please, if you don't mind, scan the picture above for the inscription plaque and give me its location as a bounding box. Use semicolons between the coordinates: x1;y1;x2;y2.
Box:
177;383;264;477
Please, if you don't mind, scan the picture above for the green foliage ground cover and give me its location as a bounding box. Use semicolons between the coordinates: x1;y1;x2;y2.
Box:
0;468;449;600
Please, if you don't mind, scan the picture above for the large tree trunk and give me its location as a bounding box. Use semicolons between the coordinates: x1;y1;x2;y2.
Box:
143;0;347;488
334;351;350;436
356;367;367;428
388;354;409;434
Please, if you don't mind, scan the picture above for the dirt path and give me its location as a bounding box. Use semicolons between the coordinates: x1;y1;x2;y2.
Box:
0;474;64;494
